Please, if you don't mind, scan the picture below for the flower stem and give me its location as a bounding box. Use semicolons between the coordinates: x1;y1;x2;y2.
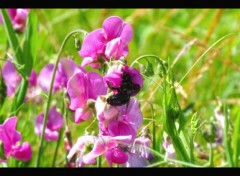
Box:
97;156;102;168
35;29;87;167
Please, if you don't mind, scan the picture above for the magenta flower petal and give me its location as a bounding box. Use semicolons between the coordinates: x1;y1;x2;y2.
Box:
58;58;86;87
120;23;133;44
75;108;93;123
44;128;59;141
47;107;63;131
102;16;124;40
104;148;128;166
67;72;87;110
0;117;22;157
0;117;32;161
119;98;143;131
11;142;32;161
83;135;131;166
107;120;136;144
87;72;108;99
2;61;22;97
103;65;123;89
105;37;125;59
79;29;105;60
35;107;63;141
28;70;38;87
0;9;29;32
67;135;97;161
82;139;105;165
67;71;107;112
95;96;118;121
78;16;133;67
38;64;61;93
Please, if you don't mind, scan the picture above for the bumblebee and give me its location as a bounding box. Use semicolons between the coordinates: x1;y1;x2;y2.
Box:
106;72;140;106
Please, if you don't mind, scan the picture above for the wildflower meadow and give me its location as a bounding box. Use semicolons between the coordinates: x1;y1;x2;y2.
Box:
0;9;240;168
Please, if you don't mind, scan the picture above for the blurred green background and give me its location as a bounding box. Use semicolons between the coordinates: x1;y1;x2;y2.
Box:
0;9;240;167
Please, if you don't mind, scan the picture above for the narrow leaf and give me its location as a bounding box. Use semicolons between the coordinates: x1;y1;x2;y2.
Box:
0;9;25;77
23;11;38;76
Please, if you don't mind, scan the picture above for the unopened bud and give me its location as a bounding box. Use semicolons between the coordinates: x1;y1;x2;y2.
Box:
73;35;81;51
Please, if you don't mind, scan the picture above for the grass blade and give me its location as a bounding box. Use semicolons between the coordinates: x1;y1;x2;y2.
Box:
233;112;240;167
0;9;25;77
23;11;38;76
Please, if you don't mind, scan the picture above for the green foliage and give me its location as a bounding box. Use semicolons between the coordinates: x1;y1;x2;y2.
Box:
0;9;240;168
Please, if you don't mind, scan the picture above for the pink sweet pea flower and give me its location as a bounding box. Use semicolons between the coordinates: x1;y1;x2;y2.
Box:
96;98;143;143
38;58;84;93
67;135;131;167
124;152;148;167
0;9;29;33
25;70;42;103
104;65;143;96
2;61;22;97
67;71;107;123
0;117;32;161
2;61;41;103
79;16;133;68
35;107;63;141
132;136;152;160
162;135;176;160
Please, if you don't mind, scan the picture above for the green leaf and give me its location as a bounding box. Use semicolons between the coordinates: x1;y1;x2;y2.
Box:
143;59;154;77
0;9;25;77
23;11;38;76
233;112;240;167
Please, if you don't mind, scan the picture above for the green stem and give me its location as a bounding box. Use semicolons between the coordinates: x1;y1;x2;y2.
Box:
52;129;63;167
97;156;102;168
223;105;234;167
52;90;66;167
10;78;28;116
171;134;190;163
209;142;213;167
35;29;87;167
130;54;167;75
190;134;195;163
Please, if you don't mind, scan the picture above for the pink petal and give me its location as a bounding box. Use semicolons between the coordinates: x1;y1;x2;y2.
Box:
58;58;86;87
102;16;124;40
0;117;22;157
79;29;105;60
47;107;63;131
107;120;136;144
125;152;148;167
2;61;22;97
34;114;44;136
67;135;97;160
104;148;128;166
95;96;118;121
75;108;93;123
105;37;125;59
38;64;62;93
44;128;59;141
28;70;38;87
67;72;87;110
81;57;94;67
120;23;133;44
119;98;143;131
87;72;107;100
11;142;32;161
